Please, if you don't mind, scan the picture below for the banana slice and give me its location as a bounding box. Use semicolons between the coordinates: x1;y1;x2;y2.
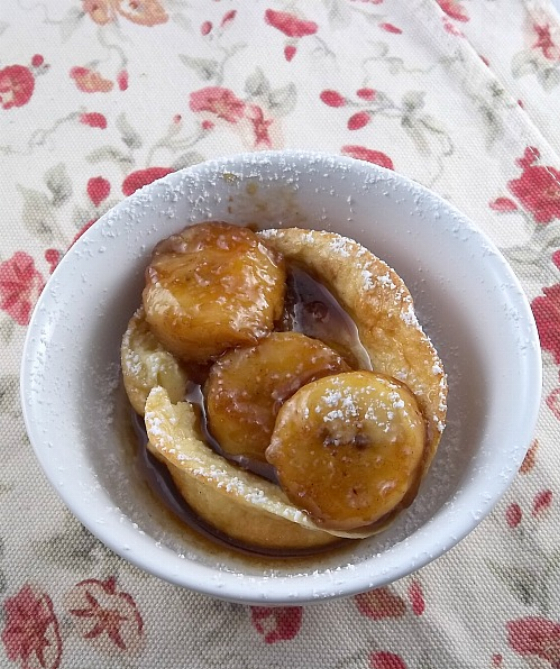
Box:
121;307;190;415
144;386;343;551
266;371;426;532
205;332;350;463
259;228;447;473
143;222;286;363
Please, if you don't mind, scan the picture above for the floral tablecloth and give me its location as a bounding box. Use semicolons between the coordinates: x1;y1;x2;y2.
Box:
2;0;560;667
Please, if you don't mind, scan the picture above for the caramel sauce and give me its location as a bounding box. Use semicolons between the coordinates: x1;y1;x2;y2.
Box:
132;263;370;557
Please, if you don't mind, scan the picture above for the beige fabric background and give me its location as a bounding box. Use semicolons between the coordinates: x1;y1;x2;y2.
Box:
1;1;560;667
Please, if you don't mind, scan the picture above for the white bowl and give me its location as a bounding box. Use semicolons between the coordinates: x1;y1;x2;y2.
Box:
21;151;541;604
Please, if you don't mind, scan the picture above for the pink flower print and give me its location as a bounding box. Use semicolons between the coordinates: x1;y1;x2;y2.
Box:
264;9;318;37
407;580;425;615
369;651;408;669
221;10;236;28
70;67;114;93
189;87;245;123
87;177;111;207
379;23;402;34
508;163;560;224
247;105;273;148
348;111;371;130
341;145;394;169
0;252;44;326
507;617;560;667
532;24;560;61
0;65;35;109
532;283;560;363
357;88;376;101
201;20;212;35
79;112;107;128
117;70;128;91
65;577;144;655
355;588;406;619
437;0;469;22
122;167;173;196
251;607;303;644
489;197;518;212
1;584;62;669
284;45;297;61
532;490;553;516
547;388;560;421
320;90;346;107
506;502;522;528
44;249;61;274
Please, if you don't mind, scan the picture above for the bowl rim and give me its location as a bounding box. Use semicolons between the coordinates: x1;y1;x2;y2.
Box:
20;149;543;604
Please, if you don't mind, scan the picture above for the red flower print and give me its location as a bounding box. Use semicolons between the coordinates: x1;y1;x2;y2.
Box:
548;388;560;421
122;167;173;196
31;54;44;68
342;145;394;169
520;439;538;474
516;146;540;169
79;112;107;129
379;23;402;34
320;90;346;107
201;20;212;35
506;502;522;528
202;119;214;131
532;284;560;363
407;580;425;616
65;577;144;655
369;651;408;669
251;606;302;644
87;177;111;207
532;24;558;60
247;105;273;148
44;249;61;274
1;584;62;669
70;67;114;93
0;252;44;326
443;19;465;36
436;0;469;22
221;10;236;28
189;87;245;123
357;88;376;101
348;111;371;130
553;251;560;269
83;0;168;26
532;490;553;516
507;617;560;667
508;164;560;223
264;9;318;38
117;70;128;91
489;197;518;212
0;65;35;109
355;588;406;619
284;45;297;62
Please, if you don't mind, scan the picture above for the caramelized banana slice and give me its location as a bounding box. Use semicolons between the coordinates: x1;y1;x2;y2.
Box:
144;386;342;551
121;307;189;415
143;222;285;363
266;372;426;532
259;228;447;474
205;332;351;463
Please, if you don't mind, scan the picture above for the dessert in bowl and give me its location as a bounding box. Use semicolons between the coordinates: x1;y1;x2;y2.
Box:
21;151;541;604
